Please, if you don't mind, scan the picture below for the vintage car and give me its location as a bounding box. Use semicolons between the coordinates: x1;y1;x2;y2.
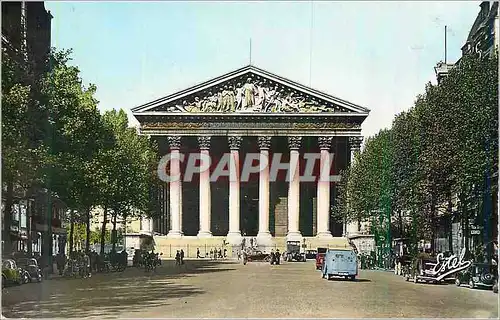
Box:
17;258;43;283
397;255;413;276
455;263;497;290
321;249;358;280
285;241;306;262
305;250;317;260
316;247;327;270
405;249;471;284
2;259;23;287
404;255;443;284
246;251;270;262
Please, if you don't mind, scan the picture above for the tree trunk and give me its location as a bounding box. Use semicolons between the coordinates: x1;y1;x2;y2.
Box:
3;180;14;256
111;213;117;253
27;199;32;255
447;193;453;253
100;205;108;255
430;187;437;255
398;210;404;238
43;191;54;274
85;207;91;254
69;210;75;254
459;192;470;257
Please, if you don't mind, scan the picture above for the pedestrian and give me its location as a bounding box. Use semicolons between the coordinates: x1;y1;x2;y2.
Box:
210;249;213;260
218;248;222;259
242;250;248;265
84;251;91;278
223;248;227;259
197;248;201;259
213;248;217;260
180;249;185;265
275;249;280;265
175;250;181;266
237;250;241;261
270;250;275;265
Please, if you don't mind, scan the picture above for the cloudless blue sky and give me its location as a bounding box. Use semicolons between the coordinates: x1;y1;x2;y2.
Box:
46;1;481;137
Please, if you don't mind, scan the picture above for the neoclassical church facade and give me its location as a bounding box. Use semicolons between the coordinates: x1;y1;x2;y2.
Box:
131;65;369;254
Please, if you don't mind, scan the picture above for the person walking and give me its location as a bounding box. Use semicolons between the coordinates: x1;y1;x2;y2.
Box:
210;249;213;260
180;249;185;265
197;248;201;259
270;250;275;265
175;250;181;266
84;251;91;278
242;250;248;265
223;248;227;259
275;249;281;265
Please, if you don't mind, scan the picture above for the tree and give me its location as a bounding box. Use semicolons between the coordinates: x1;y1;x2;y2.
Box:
37;49;107;257
94;109;158;253
342;54;498;259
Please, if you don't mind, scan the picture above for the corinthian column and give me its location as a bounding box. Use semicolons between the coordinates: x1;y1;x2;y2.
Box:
227;136;243;245
167;136;183;238
317;136;333;238
197;136;212;238
257;136;273;245
287;136;302;241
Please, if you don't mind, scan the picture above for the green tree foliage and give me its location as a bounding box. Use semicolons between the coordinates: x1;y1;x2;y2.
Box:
339;54;498;256
3;47;158;259
93;109;158;251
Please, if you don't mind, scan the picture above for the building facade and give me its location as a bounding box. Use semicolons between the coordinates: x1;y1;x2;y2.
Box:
461;1;499;57
132;65;369;254
434;1;499;83
1;1;57;257
2;1;52;76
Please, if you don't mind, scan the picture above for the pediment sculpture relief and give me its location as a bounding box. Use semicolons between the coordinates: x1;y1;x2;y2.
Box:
164;76;338;113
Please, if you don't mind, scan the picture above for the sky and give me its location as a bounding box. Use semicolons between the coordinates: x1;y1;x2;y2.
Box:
46;1;481;138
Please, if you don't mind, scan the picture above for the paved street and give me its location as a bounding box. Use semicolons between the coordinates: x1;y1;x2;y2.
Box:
2;259;498;318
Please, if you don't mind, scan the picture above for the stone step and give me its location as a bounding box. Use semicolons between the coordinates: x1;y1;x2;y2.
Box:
152;236;352;258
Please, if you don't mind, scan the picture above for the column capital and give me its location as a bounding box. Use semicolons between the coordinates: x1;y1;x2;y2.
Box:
198;136;211;150
167;136;181;149
288;136;302;150
318;136;333;150
258;136;271;150
349;136;363;152
228;136;242;150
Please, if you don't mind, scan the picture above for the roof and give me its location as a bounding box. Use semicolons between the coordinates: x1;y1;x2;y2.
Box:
132;65;370;115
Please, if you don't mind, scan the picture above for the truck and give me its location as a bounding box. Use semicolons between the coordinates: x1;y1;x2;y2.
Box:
321;249;358;281
315;247;328;270
285;241;306;262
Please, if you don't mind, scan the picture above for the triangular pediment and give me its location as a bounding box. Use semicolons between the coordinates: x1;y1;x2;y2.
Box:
132;65;369;115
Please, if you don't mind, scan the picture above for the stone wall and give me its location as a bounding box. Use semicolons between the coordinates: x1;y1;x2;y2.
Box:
274;197;288;237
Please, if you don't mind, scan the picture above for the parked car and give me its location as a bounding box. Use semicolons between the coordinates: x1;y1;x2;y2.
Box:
2;259;23;288
305;250;317;260
316;247;327;270
404;253;458;284
455;263;497;290
285;241;306;262
247;251;270;262
16;258;43;283
321;249;358;281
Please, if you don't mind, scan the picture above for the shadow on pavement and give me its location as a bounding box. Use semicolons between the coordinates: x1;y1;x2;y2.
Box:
326;278;372;283
2;260;238;318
